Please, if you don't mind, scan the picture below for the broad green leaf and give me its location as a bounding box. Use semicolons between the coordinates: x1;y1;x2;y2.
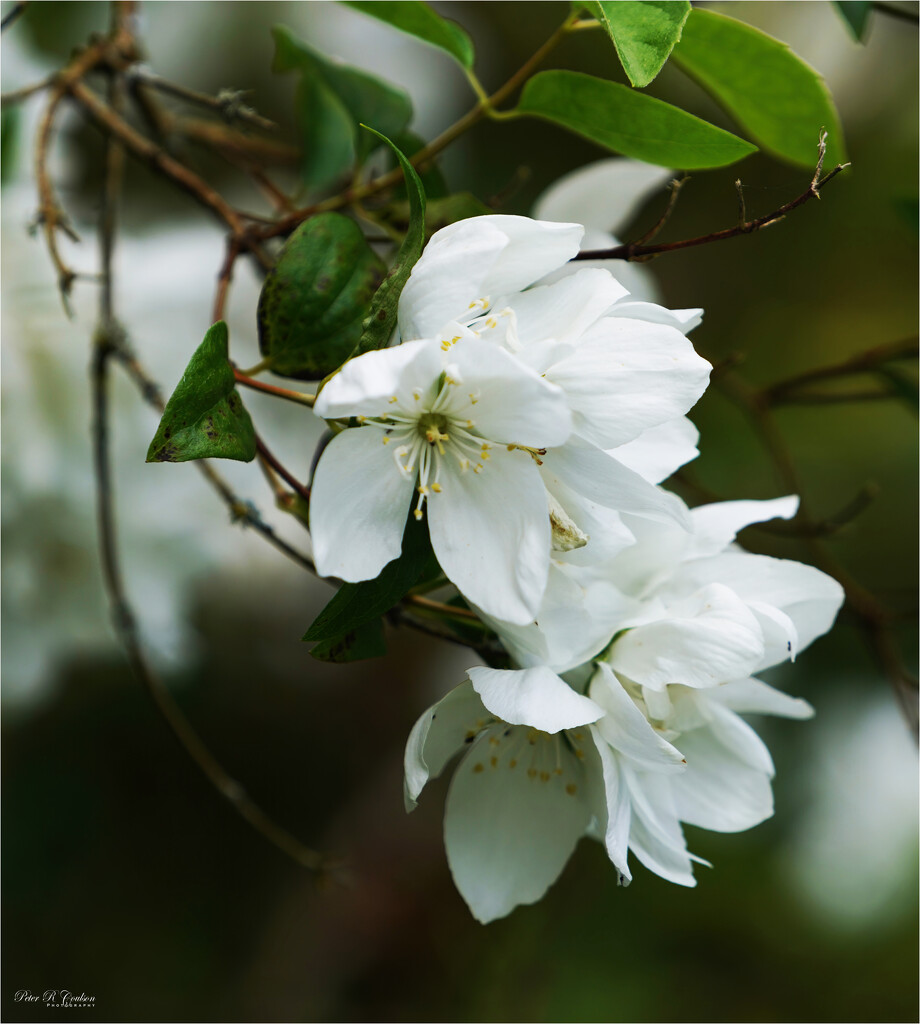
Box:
303;514;434;643
671;9;846;169
342;1;474;69
581;0;690;88
310;617;387;663
257;212;386;380
146;322;256;464
833;0;872;41
351;128;427;356
272;25;413;187
516;70;756;169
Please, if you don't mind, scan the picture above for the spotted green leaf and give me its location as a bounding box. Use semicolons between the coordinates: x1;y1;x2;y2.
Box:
258;212;386;380
146;321;256;464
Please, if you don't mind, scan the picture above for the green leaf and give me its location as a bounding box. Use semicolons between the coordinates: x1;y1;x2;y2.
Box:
257;212;386;380
351;128;427;356
833;0;872;41
272;25;413;187
309;617;387;663
393;130;449;200
303;514;434;643
516;69;757;169
581;0;690;88
342;1;474;69
146;322;256;464
671;9;846;169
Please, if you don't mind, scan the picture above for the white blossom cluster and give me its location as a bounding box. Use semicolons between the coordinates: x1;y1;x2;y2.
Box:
309;162;844;923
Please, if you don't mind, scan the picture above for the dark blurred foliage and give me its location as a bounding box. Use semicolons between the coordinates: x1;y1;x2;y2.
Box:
2;2;917;1022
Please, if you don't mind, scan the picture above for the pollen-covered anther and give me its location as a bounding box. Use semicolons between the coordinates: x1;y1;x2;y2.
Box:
467;296;489;311
388;396;398;404
431;482;442;493
565;783;577;796
413;509;423;520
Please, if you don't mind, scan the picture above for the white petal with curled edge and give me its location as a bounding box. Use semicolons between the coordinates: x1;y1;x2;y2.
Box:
707;677;814;720
625;768;697;886
314;339;439;420
610;417;700;484
404;680;487;809
444;726;591;922
309;427;415;581
687;496;799;559
670;703;775;832
589;663;687;771
588;725;633;883
468;665;604;733
445;336;573;448
545;317;711;450
497;269;627;347
609;583;766;690
427;448;550;625
547;443;690;527
534;158;674;236
397;220;508;341
475;215;584;295
608;300;703;335
674;552;844;665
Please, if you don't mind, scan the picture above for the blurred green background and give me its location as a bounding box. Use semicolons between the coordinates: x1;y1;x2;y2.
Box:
2;2;917;1021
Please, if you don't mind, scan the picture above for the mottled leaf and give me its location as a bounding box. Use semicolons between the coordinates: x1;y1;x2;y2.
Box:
272;25;413;187
342;1;474;68
310;617;387;663
146;321;256;464
671;9;846;168
581;0;690;88
516;70;757;169
258;212;386;380
351;128;427;355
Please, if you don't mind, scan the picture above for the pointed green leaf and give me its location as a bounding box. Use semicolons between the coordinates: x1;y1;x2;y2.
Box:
146;322;256;464
258;212;386;380
581;0;690;88
303;514;434;643
351;128;427;356
272;25;413;187
671;9;846;169
516;70;757;169
310;617;387;663
833;0;872;41
342;1;474;69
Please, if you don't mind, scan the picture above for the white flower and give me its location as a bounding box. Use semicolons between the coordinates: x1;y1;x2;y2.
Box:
311;215;713;622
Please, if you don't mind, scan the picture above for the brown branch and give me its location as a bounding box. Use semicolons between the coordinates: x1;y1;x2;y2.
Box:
574;132;849;263
1;73;56;106
762;337;917;404
233;369;316;408
404;594;480;621
256;435;311;502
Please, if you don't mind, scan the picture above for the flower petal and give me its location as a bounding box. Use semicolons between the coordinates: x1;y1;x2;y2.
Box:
589;663;687;771
314;339;440;420
608;583;765;690
475;215;584;295
608;300;703;335
545;317;711;449
398;220;509;340
588;724;633;883
708;677;814;720
444;725;591;922
687;496;799;559
309;427;415;581
625;768;698;886
545;443;690;527
533;158;674;236
404;680;487;809
468;665;604;732
445;336;573;447
671;703;775;832
609;416;700;484
497;269;627;347
427;447;550;625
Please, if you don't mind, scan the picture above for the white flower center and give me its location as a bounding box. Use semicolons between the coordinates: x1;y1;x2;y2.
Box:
465;722;587;797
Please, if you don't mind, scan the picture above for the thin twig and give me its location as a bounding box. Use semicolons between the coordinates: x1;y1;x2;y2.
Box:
404;594;480;621
0;0;28;31
256;435;311;502
874;0;920;24
233;370;316;408
574;133;849;263
633;175;687;245
1;73;56;106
